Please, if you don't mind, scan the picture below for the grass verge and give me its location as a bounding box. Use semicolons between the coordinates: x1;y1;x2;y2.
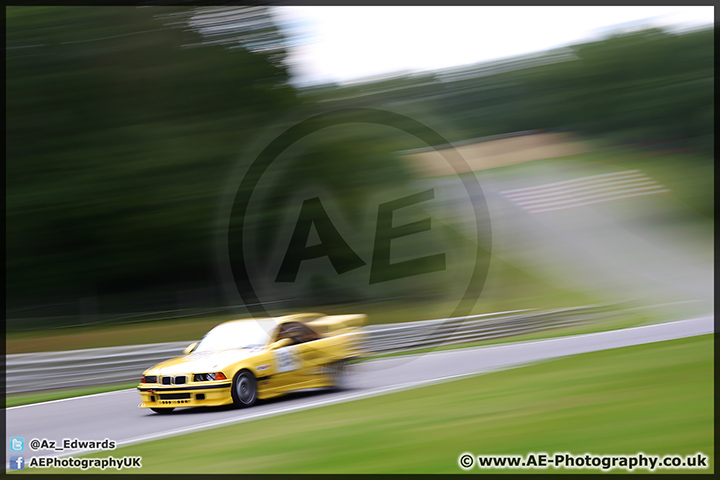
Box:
32;334;713;474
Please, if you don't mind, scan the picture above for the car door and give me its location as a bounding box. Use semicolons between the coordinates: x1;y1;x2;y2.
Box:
271;321;325;388
290;323;327;380
269;322;309;389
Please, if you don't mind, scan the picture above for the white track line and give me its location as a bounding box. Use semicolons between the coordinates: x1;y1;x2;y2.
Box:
509;180;664;203
518;185;669;209
503;173;652;198
501;170;642;194
527;189;670;213
499;169;670;213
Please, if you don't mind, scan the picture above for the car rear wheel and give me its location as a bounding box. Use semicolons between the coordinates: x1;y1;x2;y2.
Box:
330;359;350;390
232;370;257;408
150;407;175;414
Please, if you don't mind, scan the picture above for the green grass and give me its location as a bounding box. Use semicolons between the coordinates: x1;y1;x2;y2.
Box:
34;334;712;474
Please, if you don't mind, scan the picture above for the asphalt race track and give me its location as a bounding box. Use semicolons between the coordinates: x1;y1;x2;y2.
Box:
6;316;713;469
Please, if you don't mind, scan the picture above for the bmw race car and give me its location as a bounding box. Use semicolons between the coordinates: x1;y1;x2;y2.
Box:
137;313;366;414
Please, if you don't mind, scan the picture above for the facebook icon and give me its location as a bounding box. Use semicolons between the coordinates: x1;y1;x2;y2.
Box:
10;455;25;470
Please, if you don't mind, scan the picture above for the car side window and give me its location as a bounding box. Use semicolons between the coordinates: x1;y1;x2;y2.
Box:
275;321;320;345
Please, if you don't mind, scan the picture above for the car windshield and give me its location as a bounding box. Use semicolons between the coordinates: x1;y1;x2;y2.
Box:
194;319;276;352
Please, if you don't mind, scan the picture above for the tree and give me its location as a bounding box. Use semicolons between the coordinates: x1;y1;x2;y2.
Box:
7;6;299;318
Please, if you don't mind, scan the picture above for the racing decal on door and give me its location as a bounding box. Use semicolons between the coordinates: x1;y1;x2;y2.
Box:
275;346;301;373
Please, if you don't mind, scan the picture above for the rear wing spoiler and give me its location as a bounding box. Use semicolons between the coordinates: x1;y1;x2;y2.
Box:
308;314;366;332
277;313;366;334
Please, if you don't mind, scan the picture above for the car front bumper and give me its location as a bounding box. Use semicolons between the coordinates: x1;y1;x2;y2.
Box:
137;382;233;408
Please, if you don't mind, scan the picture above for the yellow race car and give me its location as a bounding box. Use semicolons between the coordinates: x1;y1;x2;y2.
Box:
137;313;366;414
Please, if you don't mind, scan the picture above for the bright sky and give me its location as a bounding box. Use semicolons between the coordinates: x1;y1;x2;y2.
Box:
273;6;714;86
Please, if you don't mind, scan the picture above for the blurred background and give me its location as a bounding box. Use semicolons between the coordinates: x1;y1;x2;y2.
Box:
6;6;713;349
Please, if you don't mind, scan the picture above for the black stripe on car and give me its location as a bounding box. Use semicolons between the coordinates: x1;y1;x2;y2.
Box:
137;383;231;392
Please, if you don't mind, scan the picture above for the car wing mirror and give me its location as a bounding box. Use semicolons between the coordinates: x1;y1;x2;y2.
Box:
183;342;198;355
269;338;292;350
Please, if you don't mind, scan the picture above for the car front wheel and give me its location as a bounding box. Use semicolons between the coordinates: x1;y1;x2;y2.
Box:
232;370;257;408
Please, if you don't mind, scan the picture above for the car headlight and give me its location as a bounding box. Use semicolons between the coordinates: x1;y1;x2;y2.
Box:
141;375;157;383
193;372;227;382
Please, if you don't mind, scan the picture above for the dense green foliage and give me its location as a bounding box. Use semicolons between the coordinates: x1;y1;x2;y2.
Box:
7;7;299;319
314;27;713;152
7;7;713;328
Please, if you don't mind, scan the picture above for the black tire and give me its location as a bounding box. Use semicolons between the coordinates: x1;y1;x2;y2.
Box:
329;359;350;390
150;407;175;414
231;370;257;408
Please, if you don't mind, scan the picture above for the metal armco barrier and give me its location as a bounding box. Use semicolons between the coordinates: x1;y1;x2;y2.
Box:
6;304;620;394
